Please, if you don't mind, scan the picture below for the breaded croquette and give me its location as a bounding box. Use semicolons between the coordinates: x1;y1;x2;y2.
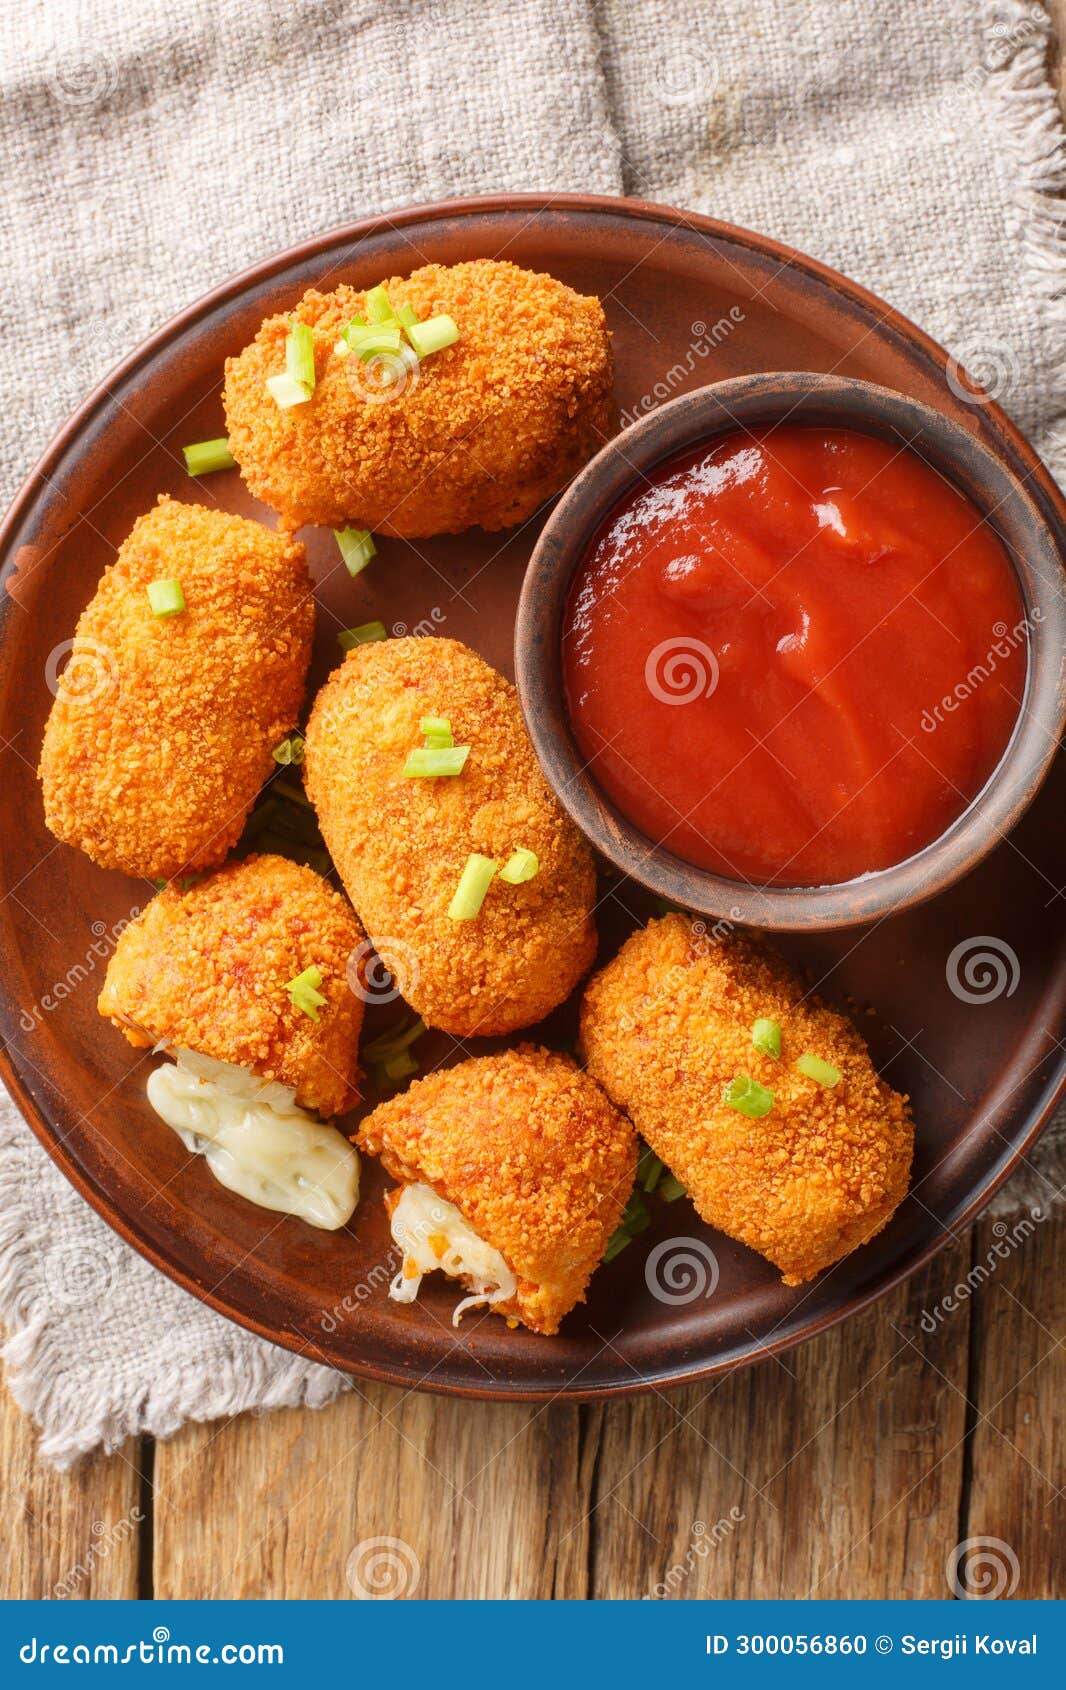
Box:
99;854;364;1116
223;259;613;536
304;637;597;1036
580;914;913;1285
357;1047;637;1334
39;498;313;881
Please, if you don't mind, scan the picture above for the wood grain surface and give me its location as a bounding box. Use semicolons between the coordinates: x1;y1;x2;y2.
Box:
2;16;1064;1603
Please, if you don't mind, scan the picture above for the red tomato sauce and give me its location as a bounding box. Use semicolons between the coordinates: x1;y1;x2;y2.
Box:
563;426;1026;886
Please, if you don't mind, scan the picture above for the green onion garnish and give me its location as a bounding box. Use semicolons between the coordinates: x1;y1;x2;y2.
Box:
146;578;185;618
447;853;498;921
266;372;312;409
287;964;327;1021
182;438;235;476
334;528;377;576
498;848;539;885
337;620;388;651
348;324;403;360
272;734;305;767
395;302;418;329
402;746;469;778
406;314;460;359
362;1016;427;1064
364;284;397;325
659;1172;686;1202
285;321;316;391
752;1017;782;1060
724;1074;774;1118
795;1052;842;1087
383;1047;418;1082
604;1191;652;1262
420;715;453;747
638;1145;664;1194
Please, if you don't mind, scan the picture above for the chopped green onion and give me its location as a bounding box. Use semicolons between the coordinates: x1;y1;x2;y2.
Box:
604;1191;651;1261
795;1052;842;1088
406;314;460;359
724;1074;774;1118
752;1017;782;1060
272;776;312;810
266;372;312;408
402;746;469;778
394;303;418;330
383;1047;418;1082
364;284;397;324
498;848;539;885
362;1016;427;1064
447;853;498;921
182;438;235;476
271;734;305;767
348;324;403;360
287;964;327;1021
638;1145;664;1194
420;715;453;747
337;620;388;651
285;321;316;391
146;578;185;618
334;527;377;576
659;1172;687;1202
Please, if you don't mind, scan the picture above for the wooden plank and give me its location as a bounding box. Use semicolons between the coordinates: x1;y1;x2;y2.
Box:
586;1234;972;1599
0;1385;141;1598
962;1207;1065;1599
151;1385;588;1599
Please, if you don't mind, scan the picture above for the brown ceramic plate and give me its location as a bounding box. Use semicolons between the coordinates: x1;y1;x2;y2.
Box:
0;194;1063;1401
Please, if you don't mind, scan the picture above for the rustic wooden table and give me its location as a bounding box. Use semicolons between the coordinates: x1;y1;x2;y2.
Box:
3;16;1064;1602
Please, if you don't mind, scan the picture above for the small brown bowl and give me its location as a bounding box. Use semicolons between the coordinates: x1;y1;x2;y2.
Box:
516;373;1066;931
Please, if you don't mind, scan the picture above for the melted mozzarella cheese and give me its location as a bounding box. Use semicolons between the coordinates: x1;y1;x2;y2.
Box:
388;1183;516;1326
147;1048;359;1231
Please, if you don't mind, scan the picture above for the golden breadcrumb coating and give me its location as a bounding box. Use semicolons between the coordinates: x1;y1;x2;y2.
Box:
98;854;364;1116
223;259;613;536
580;914;913;1286
304;637;597;1036
39;498;314;881
357;1046;637;1335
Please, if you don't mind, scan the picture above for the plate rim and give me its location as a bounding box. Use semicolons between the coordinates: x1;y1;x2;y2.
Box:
2;190;1064;1402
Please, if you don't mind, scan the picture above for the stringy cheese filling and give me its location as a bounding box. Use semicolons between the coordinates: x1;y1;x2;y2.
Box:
146;1048;360;1230
388;1183;517;1326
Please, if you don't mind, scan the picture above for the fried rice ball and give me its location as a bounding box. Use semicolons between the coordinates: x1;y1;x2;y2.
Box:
39;498;314;881
98;854;364;1116
580;914;913;1286
357;1046;637;1335
304;637;597;1036
223;259;613;536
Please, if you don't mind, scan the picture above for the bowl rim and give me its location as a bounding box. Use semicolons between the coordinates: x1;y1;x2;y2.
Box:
515;372;1066;932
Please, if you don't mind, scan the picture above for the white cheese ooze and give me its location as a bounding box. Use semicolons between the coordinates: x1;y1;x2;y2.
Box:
146;1048;359;1231
388;1182;517;1326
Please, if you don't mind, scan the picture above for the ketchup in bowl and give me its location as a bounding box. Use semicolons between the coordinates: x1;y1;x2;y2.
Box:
562;426;1027;887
